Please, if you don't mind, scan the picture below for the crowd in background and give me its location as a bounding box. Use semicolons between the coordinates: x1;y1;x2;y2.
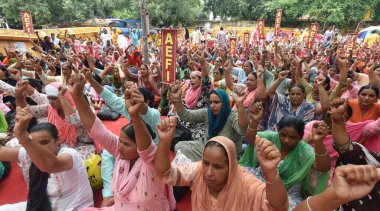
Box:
0;24;379;210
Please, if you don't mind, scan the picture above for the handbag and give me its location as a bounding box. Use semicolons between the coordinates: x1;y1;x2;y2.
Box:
170;123;192;150
84;154;102;189
97;105;120;121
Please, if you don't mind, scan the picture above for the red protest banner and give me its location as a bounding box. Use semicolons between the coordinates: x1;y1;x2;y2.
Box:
243;32;250;49
274;9;283;37
306;23;319;49
161;29;177;85
21;10;34;34
229;37;237;56
257;19;265;40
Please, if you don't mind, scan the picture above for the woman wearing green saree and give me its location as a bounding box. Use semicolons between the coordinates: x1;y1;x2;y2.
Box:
239;102;331;209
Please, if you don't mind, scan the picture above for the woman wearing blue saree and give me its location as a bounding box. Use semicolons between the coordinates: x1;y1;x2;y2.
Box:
239;102;331;209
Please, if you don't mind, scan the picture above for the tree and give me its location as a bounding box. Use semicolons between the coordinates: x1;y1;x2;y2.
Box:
205;0;245;20
0;0;129;27
148;0;206;27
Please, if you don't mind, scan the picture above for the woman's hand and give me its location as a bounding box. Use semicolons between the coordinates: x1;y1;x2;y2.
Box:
256;65;264;78
250;101;264;122
256;137;281;173
156;117;177;146
82;68;93;81
8;68;22;81
14;106;33;138
335;56;348;72
15;80;29;97
68;73;86;96
231;86;246;104
100;196;115;208
316;74;326;86
311;121;329;142
223;60;233;74
330;98;348;120
169;83;182;102
329;165;380;204
58;85;68;96
125;88;144;118
277;70;290;81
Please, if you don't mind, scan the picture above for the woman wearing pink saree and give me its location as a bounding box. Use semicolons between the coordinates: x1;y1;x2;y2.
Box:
69;74;175;211
303;98;380;184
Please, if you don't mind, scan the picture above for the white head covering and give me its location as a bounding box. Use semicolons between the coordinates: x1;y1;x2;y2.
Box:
45;84;59;97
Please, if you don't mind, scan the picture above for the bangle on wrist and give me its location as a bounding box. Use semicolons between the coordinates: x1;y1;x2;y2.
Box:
315;150;328;157
248;124;257;132
332;116;345;125
19;134;33;145
173;99;182;102
306;196;313;211
263;170;279;185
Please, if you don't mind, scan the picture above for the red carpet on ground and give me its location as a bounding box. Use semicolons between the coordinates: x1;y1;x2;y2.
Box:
0;116;191;210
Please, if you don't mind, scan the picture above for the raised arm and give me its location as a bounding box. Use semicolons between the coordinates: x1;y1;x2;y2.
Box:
83;68;104;94
309;121;331;172
330;98;350;146
58;85;76;117
367;62;380;88
294;165;380;211
267;70;289;99
224;61;235;90
256;65;268;100
154;117;177;176
256;137;288;209
69;73;95;131
14;106;73;173
127;88;151;151
15;80;29;108
246;102;264;146
231;87;249;128
169;83;185;113
315;75;330;115
99;65;113;79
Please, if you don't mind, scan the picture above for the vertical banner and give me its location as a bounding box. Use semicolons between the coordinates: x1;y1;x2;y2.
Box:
257;19;265;40
274;9;283;37
306;23;319;49
161;29;177;85
229;37;237;56
346;34;358;57
21;10;34;34
243;32;250;49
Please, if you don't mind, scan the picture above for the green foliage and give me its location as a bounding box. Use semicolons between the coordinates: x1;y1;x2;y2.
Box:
148;0;206;27
206;0;380;27
1;0;379;28
0;0;129;27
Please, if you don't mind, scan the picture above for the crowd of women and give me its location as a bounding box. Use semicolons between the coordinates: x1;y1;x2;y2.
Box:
0;25;379;211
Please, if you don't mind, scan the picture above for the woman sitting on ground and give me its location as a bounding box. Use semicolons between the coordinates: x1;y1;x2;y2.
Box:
69;74;175;211
169;56;212;141
15;80;96;160
257;66;330;131
0;107;93;210
240;103;331;209
327;98;380;210
154;117;289;210
170;87;249;161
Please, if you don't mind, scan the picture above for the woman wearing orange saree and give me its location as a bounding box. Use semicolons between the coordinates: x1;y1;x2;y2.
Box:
154;117;289;211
